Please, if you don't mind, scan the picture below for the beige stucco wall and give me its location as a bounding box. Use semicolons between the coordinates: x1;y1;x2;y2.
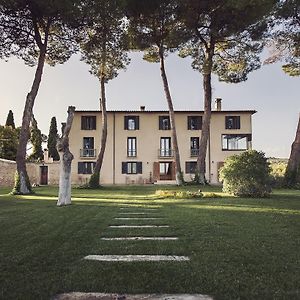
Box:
0;159;60;187
69;110;254;185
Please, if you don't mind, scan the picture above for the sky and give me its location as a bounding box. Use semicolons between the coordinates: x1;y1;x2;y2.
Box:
0;52;299;158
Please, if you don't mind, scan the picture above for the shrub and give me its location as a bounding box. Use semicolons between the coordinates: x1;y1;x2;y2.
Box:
219;150;271;197
155;189;203;199
269;159;287;188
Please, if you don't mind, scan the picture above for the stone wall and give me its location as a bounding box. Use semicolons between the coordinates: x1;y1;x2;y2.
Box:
0;159;60;187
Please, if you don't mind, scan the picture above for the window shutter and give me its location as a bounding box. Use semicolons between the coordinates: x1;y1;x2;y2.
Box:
92;116;96;130
153;162;159;180
187;116;191;130
236;117;241;129
135;116;139;130
159;116;163;130
78;162;83;174
122;162;127;174
124;116;128;130
81;117;85;130
199;116;202;130
185;162;190;173
137;162;142;174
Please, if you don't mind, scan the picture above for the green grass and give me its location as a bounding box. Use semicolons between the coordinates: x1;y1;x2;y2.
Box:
0;185;299;300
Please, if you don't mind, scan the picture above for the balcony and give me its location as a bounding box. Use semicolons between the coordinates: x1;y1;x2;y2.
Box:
80;149;96;158
158;149;174;158
190;149;199;157
127;150;137;157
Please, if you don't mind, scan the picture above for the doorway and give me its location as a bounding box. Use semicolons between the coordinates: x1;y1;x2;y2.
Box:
40;166;48;185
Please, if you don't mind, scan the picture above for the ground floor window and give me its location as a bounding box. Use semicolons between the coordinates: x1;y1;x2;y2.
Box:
78;162;96;174
122;162;142;174
185;161;197;174
159;162;172;175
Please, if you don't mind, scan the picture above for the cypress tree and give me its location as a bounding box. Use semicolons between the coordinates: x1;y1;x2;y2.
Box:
47;117;60;161
29;116;43;161
5;110;15;129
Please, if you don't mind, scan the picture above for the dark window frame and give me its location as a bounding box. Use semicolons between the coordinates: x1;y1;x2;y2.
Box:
222;134;251;151
122;161;142;174
225;116;241;129
127;137;137;157
81;116;96;130
159;116;171;130
185;161;197;174
124;116;140;130
78;162;96;174
187;116;202;130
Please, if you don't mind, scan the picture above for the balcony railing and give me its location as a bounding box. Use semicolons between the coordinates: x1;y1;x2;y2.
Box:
190;149;199;157
127;150;137;157
158;148;174;158
80;149;96;158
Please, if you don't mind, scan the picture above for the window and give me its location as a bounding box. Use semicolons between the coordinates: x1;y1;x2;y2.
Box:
81;116;96;130
159;116;170;130
122;162;142;174
225;116;240;129
78;162;96;174
185;161;197;174
124;116;139;130
187;116;202;130
127;137;137;157
80;137;95;157
160;137;172;157
222;134;251;151
159;162;172;175
190;137;199;156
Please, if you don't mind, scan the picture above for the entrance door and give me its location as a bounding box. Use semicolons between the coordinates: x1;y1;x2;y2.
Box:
40;166;48;185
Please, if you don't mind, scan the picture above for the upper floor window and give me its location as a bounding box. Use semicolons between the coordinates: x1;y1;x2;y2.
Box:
80;137;95;157
124;116;139;130
225;116;240;129
159;116;170;130
222;134;251;151
187;116;202;130
127;137;137;157
190;137;199;156
81;116;96;130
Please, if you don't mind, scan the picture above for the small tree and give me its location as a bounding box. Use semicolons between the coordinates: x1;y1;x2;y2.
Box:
47;117;60;161
5;110;15;129
220;150;272;197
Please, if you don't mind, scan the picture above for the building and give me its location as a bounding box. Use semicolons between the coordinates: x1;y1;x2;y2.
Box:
68;100;256;185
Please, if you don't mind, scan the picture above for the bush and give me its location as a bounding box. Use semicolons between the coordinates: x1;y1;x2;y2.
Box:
155;189;203;199
269;159;287;188
219;150;271;197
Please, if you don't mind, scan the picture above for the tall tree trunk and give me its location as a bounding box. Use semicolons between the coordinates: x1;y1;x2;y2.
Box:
89;75;108;187
159;48;183;185
57;106;75;206
196;47;214;184
12;46;46;194
285;114;300;186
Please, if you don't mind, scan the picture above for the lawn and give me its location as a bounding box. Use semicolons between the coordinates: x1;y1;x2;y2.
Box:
0;185;299;300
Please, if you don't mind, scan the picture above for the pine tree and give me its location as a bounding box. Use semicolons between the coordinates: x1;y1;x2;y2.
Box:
5;110;15;129
47;117;60;161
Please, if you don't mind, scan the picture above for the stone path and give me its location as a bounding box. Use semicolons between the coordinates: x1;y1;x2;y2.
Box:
54;205;213;299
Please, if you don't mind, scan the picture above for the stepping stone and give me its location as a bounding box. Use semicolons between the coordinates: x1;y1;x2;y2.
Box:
84;255;190;262
101;237;178;241
109;225;170;228
115;218;162;220
53;292;213;300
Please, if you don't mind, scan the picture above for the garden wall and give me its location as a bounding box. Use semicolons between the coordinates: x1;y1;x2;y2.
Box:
0;158;60;187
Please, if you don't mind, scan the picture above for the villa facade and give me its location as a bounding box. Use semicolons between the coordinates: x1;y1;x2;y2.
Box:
67;100;256;185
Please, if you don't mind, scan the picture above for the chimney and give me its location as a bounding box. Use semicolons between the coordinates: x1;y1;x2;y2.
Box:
140;106;145;111
43;149;49;162
215;98;222;111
